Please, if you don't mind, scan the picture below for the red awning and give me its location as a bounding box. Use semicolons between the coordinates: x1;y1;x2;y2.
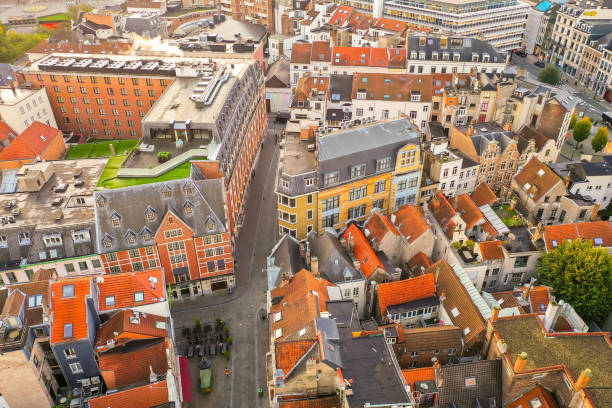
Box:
179;356;193;402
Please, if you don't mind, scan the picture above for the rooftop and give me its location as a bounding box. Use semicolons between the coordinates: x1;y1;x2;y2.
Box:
543;221;612;250
406;35;503;63
377;274;436;316
471;182;497;207
281;132;316;176
50;277;93;344
97;269;166;313
96;309;168;350
495;315;612;406
0;158;106;227
87;379;169;408
392;205;431;244
438;360;502;407
0;121;61;162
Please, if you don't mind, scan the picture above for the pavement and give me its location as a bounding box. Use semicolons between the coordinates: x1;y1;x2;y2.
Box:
170;118;283;408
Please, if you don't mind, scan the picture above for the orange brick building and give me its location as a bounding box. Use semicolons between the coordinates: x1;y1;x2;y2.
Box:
94;177;234;298
0;121;65;169
20;55;174;139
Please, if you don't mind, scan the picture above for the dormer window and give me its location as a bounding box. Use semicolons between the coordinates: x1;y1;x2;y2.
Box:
161;184;172;199
141;227;152;241
410;51;417;59
183;183;194;195
419;51;425;60
72;229;90;243
472;53;479;62
184;200;194;215
483;54;490;62
110;211;121;227
125;230;136;245
442;52;449;61
96;195;106;208
102;234;113;249
206;219;216;232
432;52;438;60
453;53;460;61
144;206;157;222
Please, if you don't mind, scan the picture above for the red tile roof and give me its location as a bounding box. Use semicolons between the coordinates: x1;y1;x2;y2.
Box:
342;223;385;279
270;270;334;342
514;157;562;201
278;395;341;408
332;47;371;66
428;191;457;239
87;380;169;408
96;309;168;350
392;205;431;243
32;268;56;282
520;285;551;314
329;5;354;26
311;41;331;62
6;279;50;325
99;338;168;389
371;17;407;32
401;367;435;388
450;194;487;232
275;339;317;376
83;13;115;30
407;252;432;272
0;121;61;161
543;221;612;250
1;290;25;319
471;182;497;207
364;212;399;243
377;274;436;316
50;277;92;344
506;384;559;408
97;269;165;312
0;121;16;152
291;42;312;64
478;241;504;261
351;73;432;102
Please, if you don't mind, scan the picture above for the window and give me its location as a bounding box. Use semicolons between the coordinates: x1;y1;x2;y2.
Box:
324;171;339;186
92;259;102;268
64;323;73;339
464;376;476;387
353;287;359;296
62;285;75;298
274;328;283;339
376;157;391;171
69;362;83;374
215;247;224;255
28;295;43;307
134;291;144;302
322;213;339;228
451;307;460;317
347;204;366;219
351;164;366;178
274;312;282;322
64;348;77;359
307;209;313;220
106;253;117;262
207;261;216;271
217;259;225;270
401;150;416;166
374;180;386;194
105;295;115;307
373;199;384;209
78;261;88;271
514;256;529;268
349;186;367;201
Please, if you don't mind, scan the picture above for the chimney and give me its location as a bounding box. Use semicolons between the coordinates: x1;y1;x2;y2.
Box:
565;173;571;188
575;368;592;391
348;233;355;255
149;365;157;383
591;204;599;221
514;351;527;373
466;126;474;137
311;256;319;277
504;122;512;131
514;352;528;372
390;213;396;224
491;305;500;323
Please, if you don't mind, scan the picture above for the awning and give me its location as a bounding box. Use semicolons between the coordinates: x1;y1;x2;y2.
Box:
179;356;193;402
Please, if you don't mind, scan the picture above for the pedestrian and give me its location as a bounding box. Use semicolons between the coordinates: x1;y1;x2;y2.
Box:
225;367;230;376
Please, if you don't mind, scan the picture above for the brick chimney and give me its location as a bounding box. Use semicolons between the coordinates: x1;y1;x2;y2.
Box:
491;305;501;323
311;256;319;278
565;173;571;188
504;122;512;131
466;126;474;137
591;204;600;221
575;368;592;391
514;352;528;372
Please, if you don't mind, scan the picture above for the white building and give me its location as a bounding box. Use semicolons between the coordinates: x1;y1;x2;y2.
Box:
550;157;612;209
524;2;554;55
406;36;508;75
0;87;57;134
378;0;529;53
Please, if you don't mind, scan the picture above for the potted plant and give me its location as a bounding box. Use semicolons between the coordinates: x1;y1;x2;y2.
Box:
452;241;463;250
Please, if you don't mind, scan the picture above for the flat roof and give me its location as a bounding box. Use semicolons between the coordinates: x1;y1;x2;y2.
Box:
0;87;40;106
142;63;247;126
0;158;106;227
281;133;316;176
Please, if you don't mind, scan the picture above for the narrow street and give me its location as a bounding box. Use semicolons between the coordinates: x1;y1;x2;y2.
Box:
170;119;282;407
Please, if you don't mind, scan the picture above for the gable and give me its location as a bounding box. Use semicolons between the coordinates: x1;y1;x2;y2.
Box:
154;209;194;241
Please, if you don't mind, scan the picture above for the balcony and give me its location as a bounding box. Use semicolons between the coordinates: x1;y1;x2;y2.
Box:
0;324;28;353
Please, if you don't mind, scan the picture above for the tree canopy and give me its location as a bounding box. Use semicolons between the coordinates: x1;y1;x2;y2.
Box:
569;113;578;130
591;126;609;152
573;117;592;144
67;4;93;22
537;239;612;323
538;65;561;85
0;25;48;63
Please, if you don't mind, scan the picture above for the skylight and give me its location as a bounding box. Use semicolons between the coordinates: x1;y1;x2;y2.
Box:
524;183;531;190
537;169;545;176
594;237;603;246
451;307;460;317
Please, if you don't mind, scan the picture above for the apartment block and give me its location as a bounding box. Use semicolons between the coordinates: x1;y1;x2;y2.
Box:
0;86;57;133
21;55;174;139
94;176;234;298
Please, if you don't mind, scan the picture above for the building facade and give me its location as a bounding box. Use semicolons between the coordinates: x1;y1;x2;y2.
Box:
0;87;57;133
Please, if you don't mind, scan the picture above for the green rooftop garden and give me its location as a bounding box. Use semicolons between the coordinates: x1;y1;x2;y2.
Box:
494;204;526;227
37;13;71;22
97;160;202;189
65;140;139;159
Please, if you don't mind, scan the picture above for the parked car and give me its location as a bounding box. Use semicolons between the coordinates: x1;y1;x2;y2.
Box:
534;61;545;68
515;50;527;57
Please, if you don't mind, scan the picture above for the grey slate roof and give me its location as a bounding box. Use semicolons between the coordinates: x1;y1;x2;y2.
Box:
265;56;290;88
318;119;419;186
329;74;353;101
438;360;502;408
267;234;306;288
455;123;514;157
407;36;502;63
316;317;343;369
94;176;226;253
307;231;364;284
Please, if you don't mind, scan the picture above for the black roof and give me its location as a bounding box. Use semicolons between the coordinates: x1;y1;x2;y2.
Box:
438;360;502;408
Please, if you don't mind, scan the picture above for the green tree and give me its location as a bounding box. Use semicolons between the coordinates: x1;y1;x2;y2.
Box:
591;126;609;152
0;25;49;63
537;239;612;323
538;65;561;85
569;113;578;130
67;4;93;22
573;117;592;145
